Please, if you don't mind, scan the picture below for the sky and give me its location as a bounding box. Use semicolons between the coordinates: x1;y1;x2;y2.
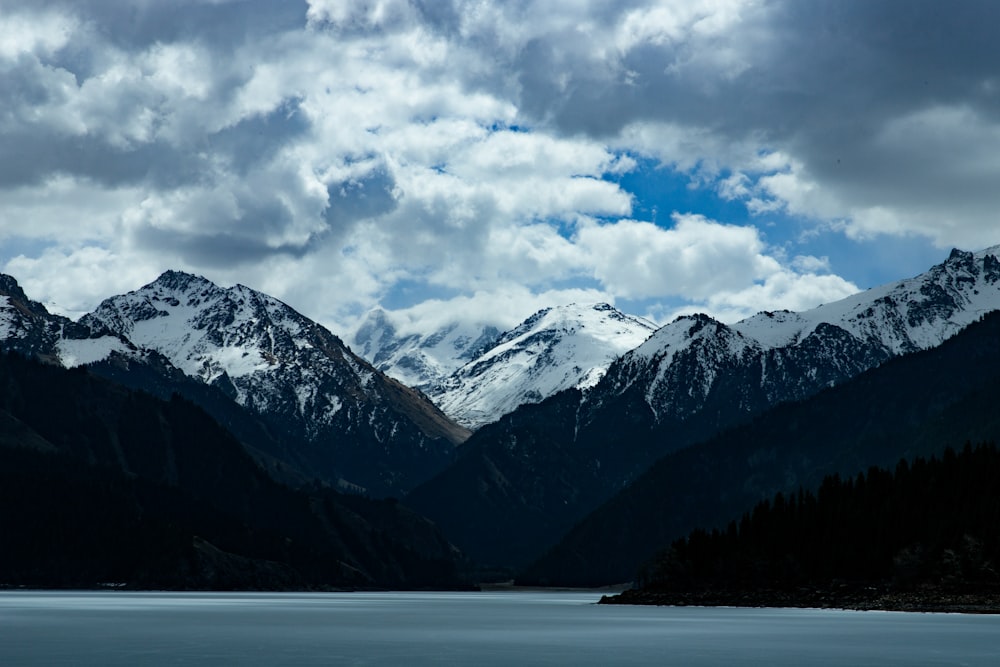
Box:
2;0;999;339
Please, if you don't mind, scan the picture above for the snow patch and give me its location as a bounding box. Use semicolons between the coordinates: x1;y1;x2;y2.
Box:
57;336;130;368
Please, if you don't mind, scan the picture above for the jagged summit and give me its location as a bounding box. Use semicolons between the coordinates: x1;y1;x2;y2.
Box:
424;302;657;428
0;274;61;359
0;273;133;365
733;244;1000;354
593;244;1000;428
150;269;213;289
0;274;36;307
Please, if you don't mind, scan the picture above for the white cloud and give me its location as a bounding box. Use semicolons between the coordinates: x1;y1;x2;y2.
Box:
0;176;137;244
2;0;996;345
576;213;778;300
379;285;617;340
571;212;860;324
306;0;417;30
0;8;76;61
700;271;860;322
4;246;161;319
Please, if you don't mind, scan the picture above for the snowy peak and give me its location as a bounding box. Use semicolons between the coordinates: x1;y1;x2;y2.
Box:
0;268;468;497
426;303;657;428
83;271;346;387
597;313;762;420
351;307;502;389
597;245;1000;425
733;245;1000;355
0;273;133;366
78;271;467;496
0;274;63;359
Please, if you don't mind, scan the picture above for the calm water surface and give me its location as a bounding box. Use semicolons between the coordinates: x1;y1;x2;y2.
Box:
0;590;997;665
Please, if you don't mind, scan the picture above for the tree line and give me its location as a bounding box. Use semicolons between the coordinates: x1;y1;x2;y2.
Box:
639;443;1000;593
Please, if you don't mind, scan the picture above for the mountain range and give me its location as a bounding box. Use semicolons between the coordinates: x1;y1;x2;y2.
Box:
351;307;502;392
353;303;656;428
3;244;1000;590
406;246;1000;568
523;305;1000;586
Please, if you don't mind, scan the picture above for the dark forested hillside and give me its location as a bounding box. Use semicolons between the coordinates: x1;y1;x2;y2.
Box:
522;311;1000;587
607;444;1000;610
0;351;463;589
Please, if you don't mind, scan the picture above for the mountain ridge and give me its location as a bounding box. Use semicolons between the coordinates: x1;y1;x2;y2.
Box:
523;307;1000;586
422;302;657;428
1;271;469;497
407;245;1000;568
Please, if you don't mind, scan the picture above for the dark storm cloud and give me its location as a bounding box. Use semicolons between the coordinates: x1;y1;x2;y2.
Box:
12;0;310;54
491;0;1000;241
324;169;399;228
511;0;1000;139
0;89;308;191
208;98;312;176
0;129;205;188
133;224;314;268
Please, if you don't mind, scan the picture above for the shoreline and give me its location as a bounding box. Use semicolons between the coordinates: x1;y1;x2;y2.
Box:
600;585;1000;614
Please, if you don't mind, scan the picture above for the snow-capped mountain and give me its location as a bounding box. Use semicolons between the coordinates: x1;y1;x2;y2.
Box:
0;274;64;358
596;246;1000;424
407;245;1000;567
0;271;469;496
424;303;657;428
351;308;501;389
0;274;137;366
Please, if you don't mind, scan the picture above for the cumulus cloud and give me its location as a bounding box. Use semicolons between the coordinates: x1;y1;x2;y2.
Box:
5;245;161;319
574;213;858;322
577;213;776;300
2;0;997;342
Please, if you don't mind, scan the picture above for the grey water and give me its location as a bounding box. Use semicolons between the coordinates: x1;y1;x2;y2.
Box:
0;590;997;665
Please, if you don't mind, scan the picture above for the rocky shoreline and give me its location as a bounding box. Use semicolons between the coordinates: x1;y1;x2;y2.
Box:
599;584;1000;614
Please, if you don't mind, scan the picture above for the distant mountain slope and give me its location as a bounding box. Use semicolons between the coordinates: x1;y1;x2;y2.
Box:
0;351;463;589
521;308;1000;586
424;303;656;428
353;302;656;429
407;246;1000;568
596;246;1000;427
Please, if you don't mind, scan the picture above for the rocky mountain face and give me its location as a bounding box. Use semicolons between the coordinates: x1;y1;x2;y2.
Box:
0;275;134;365
1;272;469;497
422;303;657;429
0;275;62;359
407;246;1000;568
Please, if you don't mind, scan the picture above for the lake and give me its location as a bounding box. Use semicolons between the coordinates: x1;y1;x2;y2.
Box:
0;590;997;665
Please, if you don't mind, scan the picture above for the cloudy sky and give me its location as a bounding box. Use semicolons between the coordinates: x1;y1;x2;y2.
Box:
2;0;999;337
